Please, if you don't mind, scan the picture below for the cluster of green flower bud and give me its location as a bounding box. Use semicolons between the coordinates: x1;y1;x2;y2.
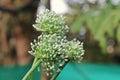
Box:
66;39;84;63
29;34;84;76
33;9;69;36
29;9;84;76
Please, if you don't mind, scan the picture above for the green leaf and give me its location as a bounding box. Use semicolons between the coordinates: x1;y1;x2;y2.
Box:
116;26;120;44
70;15;84;33
98;36;107;54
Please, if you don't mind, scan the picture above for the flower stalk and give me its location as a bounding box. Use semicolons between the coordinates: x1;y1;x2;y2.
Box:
22;9;84;80
50;61;69;80
22;58;40;80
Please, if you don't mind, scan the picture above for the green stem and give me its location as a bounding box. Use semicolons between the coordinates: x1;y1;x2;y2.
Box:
22;59;40;80
28;57;39;80
32;57;38;66
50;72;59;80
50;61;69;80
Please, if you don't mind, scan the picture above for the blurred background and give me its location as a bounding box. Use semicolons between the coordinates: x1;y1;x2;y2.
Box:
0;0;120;80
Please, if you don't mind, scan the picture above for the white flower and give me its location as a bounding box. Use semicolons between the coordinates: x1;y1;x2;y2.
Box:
33;9;69;36
29;9;84;76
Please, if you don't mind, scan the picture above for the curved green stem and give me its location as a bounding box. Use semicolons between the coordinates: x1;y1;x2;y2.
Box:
50;72;59;80
27;57;39;80
50;61;69;80
32;57;38;65
22;58;40;80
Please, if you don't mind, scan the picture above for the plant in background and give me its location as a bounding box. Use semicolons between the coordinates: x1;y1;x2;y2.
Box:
70;2;120;54
22;9;84;80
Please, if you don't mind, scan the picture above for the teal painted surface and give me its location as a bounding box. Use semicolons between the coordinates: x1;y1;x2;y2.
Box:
0;63;40;80
57;62;120;80
0;62;120;80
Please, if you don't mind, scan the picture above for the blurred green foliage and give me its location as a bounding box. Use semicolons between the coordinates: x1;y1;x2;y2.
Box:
70;3;120;54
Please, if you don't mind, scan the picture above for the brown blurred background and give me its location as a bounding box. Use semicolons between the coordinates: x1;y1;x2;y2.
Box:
0;0;40;66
